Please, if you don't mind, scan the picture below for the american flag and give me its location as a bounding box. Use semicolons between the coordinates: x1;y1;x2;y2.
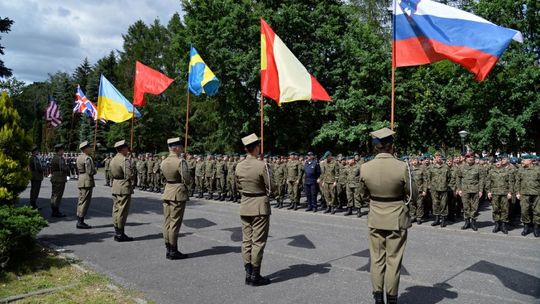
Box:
45;95;62;127
74;85;98;120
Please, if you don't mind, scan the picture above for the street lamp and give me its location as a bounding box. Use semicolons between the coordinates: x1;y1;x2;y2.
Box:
458;130;468;154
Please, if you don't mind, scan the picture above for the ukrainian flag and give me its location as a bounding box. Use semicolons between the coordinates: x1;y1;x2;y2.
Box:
97;75;141;123
188;46;219;96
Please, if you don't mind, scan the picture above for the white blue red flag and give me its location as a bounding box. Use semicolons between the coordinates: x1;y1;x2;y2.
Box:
393;0;523;80
74;85;101;121
45;95;62;127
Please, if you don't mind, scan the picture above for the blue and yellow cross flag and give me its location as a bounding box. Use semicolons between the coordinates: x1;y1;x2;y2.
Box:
97;74;142;123
188;45;220;96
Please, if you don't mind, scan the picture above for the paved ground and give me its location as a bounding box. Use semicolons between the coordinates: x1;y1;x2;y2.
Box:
20;174;540;304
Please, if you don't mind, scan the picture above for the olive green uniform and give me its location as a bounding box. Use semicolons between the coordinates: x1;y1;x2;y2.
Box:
486;166;513;223
410;164;427;220
50;154;69;211
456;164;484;220
346;164;361;208
227;160;237;200
216;159;227;198
29;155;44;207
515;166;540;225
205;159;216;197
76;153;96;218
320;160;339;207
104;157;112;186
337;162;348;208
235;155;273;268
153;159;162;192
273;162;286;206
427;163;451;217
146;158;155;190
137;158;147;189
195;160;206;194
286;160;302;205
359;153;417;297
110;153;134;230
161;153;191;247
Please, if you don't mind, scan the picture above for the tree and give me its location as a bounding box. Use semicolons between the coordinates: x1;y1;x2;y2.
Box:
0;17;14;78
0;92;32;205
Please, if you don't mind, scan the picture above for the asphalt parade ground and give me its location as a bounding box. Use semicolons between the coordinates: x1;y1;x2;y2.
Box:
20;174;540;304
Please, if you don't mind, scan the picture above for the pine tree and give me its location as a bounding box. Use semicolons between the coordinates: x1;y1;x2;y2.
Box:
0;92;32;205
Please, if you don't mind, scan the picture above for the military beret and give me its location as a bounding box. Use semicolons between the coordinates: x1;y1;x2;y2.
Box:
307;151;314;156
322;151;331;160
54;143;64;151
241;133;259;146
79;141;90;150
31;145;39;152
114;140;128;149
521;154;532;160
167;137;181;146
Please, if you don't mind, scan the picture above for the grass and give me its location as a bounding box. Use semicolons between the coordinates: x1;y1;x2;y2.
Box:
0;246;149;304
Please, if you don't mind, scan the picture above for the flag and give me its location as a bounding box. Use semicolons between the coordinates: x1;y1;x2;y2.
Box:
188;46;219;96
75;85;99;120
45;95;62;127
97;75;141;123
260;18;331;105
393;0;523;81
133;61;174;107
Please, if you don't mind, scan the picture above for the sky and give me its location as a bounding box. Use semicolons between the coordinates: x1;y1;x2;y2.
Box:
0;0;181;84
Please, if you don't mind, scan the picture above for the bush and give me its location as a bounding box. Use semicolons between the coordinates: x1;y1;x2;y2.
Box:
0;205;48;269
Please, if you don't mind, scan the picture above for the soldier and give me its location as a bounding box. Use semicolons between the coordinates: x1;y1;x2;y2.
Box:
50;144;70;217
146;154;156;192
131;154;138;188
235;133;273;286
336;157;348;210
359;128;417;304
28;146;44;209
187;154;196;197
104;154;112;187
161;138;192;259
195;155;206;198
137;155;147;190
304;152;321;212
427;152;451;228
216;155;227;201
345;157;362;217
110;140;135;242
273;156;287;208
318;151;339;214
515;155;540;237
285;153;302;210
410;157;427;224
153;155;162;193
227;155;238;202
205;154;216;199
486;159;513;234
75;141;96;229
456;154;484;231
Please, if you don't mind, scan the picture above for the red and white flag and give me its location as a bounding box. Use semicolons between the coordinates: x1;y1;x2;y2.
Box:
45;95;62;127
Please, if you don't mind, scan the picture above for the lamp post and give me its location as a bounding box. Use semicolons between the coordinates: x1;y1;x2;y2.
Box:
458;130;468;154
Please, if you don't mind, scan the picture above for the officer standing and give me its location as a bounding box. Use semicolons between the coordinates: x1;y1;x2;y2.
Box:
195;155;206;198
486;159;513;234
161;137;191;259
359;128;417;304
273;157;287;209
28;146;44;209
227;155;238;202
146;155;156;192
410;157;427;224
319;151;338;214
205;154;216;199
75;141;96;229
110;140;134;242
345;157;361;217
286;153;302;210
456;154;484;231
515;155;540;237
50;144;70;217
303;152;321;212
137;155;147;190
215;155;227;201
427;152;451;228
235;133;273;286
104;154;112;187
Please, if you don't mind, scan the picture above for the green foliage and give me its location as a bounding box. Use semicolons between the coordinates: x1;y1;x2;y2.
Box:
0;16;14;78
0;92;32;205
0;205;48;269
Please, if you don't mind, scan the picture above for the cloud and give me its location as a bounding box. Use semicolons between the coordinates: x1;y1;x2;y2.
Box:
0;0;181;83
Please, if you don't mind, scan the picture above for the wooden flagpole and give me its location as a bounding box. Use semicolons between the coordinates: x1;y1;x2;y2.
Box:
390;0;397;130
260;93;264;159
92;119;98;156
44;122;49;152
130;108;135;151
184;90;191;153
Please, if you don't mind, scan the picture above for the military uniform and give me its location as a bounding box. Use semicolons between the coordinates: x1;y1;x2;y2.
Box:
153;156;162;193
427;160;451;227
188;156;196;196
345;160;361;217
104;156;112;186
273;160;287;208
486;164;513;234
359;128;417;303
286;155;302;209
76;141;96;229
161;137;192;259
146;157;156;191
515;160;540;236
137;156;147;190
336;160;348;209
235;134;273;286
29;148;44;209
205;156;216;199
456;159;484;230
195;158;206;198
410;162;427;223
110;140;134;242
320;153;339;213
227;158;238;202
50;144;70;217
215;157;227;200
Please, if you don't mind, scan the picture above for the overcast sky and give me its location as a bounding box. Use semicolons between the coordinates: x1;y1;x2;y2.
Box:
0;0;181;84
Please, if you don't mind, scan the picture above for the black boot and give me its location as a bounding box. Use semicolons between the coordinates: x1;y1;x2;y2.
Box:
471;219;478;231
250;266;271;286
387;294;398;304
534;224;540;237
293;202;298;211
373;291;384;304
324;206;332;214
114;227;134;242
167;244;188;260
305;206;313;212
492;221;500;233
440;216;446;228
244;263;253;285
344;207;353;216
501;222;508;234
287;202;295;210
277;200;283;209
417;218;423;224
51;207;66;218
431;215;440;226
461;219;471;230
165;243;171;259
521;223;531;236
357;207;362;218
76;216;92;229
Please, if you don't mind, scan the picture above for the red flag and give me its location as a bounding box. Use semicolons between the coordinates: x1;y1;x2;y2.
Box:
133;61;174;107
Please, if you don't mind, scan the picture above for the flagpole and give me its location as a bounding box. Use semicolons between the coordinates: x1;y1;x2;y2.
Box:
130;108;135;150
68;112;75;151
184;90;191;153
260;93;264;159
92;119;98;157
44;122;49;152
390;0;397;131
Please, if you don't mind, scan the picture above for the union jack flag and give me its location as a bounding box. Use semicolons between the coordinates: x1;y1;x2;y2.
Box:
74;85;106;124
45;95;62;127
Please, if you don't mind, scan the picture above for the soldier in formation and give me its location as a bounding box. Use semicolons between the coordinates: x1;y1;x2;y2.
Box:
75;141;96;229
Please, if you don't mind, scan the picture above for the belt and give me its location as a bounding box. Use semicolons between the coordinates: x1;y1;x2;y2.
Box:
370;196;404;202
242;192;266;197
166;181;182;184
